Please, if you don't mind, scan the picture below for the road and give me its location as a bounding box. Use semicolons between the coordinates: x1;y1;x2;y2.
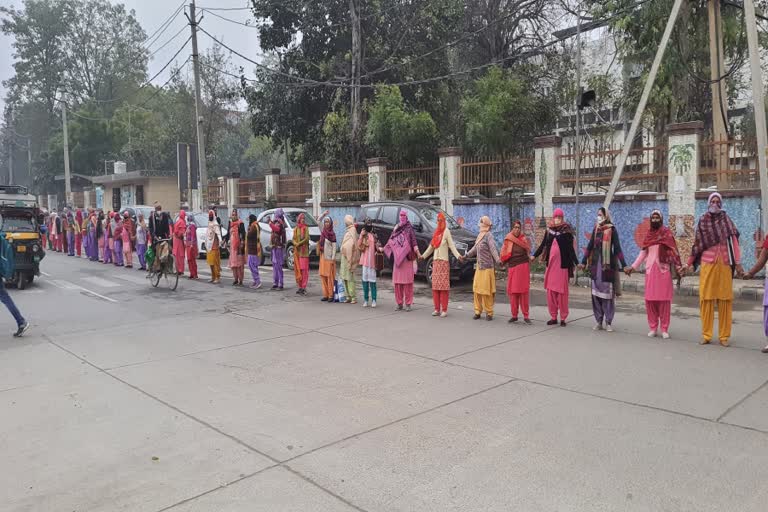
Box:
2;251;768;511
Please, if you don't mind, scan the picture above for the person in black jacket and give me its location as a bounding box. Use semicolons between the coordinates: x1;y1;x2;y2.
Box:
533;208;579;326
148;202;172;243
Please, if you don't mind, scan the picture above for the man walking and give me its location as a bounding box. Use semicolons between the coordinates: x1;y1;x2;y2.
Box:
0;214;29;337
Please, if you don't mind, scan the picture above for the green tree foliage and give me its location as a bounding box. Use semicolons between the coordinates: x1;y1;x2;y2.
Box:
364;85;438;164
461;67;549;157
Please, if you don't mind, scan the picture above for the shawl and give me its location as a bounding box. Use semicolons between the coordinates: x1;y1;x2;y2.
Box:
206;211;222;248
319;217;337;248
501;231;531;268
595;224;614;268
691;210;739;267
385;220;417;267
230;218;243;252
341;215;358;264
186;221;198;245
174;211;187;240
642;211;681;266
292;213;309;246
431;212;447;248
475;216;492;246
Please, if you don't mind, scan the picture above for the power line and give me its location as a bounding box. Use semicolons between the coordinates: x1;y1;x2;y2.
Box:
201;8;259;28
144;1;186;47
196;5;251;11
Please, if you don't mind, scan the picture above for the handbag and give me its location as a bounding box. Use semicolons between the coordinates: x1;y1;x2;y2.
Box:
375;251;385;273
324;239;337;261
334;278;346;303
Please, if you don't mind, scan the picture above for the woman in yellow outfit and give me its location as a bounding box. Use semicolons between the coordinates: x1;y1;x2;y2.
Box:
462;216;500;321
683;192;743;346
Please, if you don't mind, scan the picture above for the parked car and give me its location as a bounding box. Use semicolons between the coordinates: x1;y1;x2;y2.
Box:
175;212;228;258
257;208;321;271
119;205;155;227
355;201;477;283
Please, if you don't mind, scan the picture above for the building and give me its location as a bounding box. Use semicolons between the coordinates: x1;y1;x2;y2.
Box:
90;168;179;212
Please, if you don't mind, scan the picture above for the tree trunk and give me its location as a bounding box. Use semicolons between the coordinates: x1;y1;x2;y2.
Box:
349;0;362;166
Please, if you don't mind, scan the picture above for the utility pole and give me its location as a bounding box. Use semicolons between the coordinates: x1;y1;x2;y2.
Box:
574;8;583;285
743;0;768;234
349;0;362;164
187;0;208;208
604;0;684;208
708;0;730;189
7;132;12;186
62;99;73;206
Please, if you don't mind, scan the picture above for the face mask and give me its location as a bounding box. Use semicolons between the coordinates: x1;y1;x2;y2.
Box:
554;218;562;226
597;215;604;223
651;220;662;229
709;203;721;214
209;215;214;221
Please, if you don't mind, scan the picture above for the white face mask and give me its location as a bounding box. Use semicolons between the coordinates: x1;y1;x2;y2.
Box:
553;218;562;226
597;215;604;223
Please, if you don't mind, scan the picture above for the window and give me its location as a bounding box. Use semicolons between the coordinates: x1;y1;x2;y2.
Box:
403;208;421;228
380;206;399;226
111;188;121;212
284;211;318;227
358;206;379;222
419;206;460;230
135;185;144;205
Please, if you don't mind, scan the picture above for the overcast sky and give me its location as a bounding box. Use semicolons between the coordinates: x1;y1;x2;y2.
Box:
0;0;261;111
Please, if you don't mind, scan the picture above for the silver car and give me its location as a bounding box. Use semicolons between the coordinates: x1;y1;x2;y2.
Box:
257;208;321;270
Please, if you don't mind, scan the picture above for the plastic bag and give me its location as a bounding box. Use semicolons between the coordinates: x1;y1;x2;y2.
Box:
334;278;346;303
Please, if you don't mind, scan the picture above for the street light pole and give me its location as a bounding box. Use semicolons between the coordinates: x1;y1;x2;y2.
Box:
574;7;583;284
187;0;208;209
62;99;73;206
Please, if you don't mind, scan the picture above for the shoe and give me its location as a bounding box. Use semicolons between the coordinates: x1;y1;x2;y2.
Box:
560;321;567;327
13;322;30;338
432;311;439;317
299;289;306;296
371;301;377;308
362;301;369;308
648;331;657;338
232;281;238;286
662;332;670;340
271;285;278;290
762;345;768;354
473;314;481;320
345;298;352;304
719;339;730;347
606;325;614;333
547;319;558;326
321;297;328;302
405;305;412;312
395;304;403;311
486;315;493;321
350;299;357;304
593;324;603;331
252;283;262;289
509;318;518;324
524;319;532;325
296;288;302;294
700;338;711;345
278;287;284;291
440;312;448;318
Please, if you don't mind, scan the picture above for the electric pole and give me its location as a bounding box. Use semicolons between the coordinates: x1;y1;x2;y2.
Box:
187;0;208;209
349;0;362;164
743;0;768;234
62;99;73;206
7;131;12;186
574;8;583;285
708;0;730;189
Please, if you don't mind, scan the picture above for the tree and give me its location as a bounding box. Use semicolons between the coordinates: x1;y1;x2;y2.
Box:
462;67;547;157
364;85;438;163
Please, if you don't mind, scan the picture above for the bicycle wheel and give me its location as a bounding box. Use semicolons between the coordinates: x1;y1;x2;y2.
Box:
151;270;161;287
167;255;179;291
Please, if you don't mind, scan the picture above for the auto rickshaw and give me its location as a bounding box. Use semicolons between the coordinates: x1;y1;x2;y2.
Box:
0;186;45;289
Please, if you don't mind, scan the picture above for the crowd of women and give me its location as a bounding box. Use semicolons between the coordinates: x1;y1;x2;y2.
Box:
45;192;768;353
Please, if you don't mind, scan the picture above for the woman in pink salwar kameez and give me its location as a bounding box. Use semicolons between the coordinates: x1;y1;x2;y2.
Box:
172;210;187;275
533;208;578;326
627;210;682;339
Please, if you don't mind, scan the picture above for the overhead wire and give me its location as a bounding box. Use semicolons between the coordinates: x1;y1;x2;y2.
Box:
144;1;186;48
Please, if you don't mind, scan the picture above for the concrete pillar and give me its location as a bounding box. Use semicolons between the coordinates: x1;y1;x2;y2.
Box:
366;158;387;203
310;163;328;217
265;168;281;201
226;173;239;210
667;121;703;257
47;194;58;212
438;147;462;215
533;135;562;221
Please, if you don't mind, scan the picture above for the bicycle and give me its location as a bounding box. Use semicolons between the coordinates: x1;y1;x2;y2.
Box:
147;239;179;291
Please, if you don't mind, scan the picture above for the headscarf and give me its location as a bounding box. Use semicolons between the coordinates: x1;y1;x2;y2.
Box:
385;211;417;266
431;212;447;248
186;215;197;244
475;215;492;246
206;209;222;248
549;208;573;236
594;208;614;268
174;210;187;239
641;210;681;266
341;214;358;263
75;209;83;225
319;216;336;248
691;193;739;267
274;208;284;221
292;213;309;246
501;220;531;267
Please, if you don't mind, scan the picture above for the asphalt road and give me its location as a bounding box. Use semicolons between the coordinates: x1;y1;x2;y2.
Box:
2;251;768;511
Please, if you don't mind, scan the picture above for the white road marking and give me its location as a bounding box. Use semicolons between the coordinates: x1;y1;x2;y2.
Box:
49;279;118;303
111;273;152;285
82;276;122;288
73;284;118;303
40;271;51;277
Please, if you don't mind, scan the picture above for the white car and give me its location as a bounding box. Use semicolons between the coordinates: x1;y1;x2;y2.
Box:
257;208;321;270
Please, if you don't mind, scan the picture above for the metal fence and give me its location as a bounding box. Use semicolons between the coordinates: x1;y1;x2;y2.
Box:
699;136;760;190
238;179;266;205
207;182;224;205
277;175;312;204
326;169;369;202
459;155;535;199
559;145;668;194
384;162;439;200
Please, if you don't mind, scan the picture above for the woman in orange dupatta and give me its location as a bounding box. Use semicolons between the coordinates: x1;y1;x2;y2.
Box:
500;220;532;324
172;210;187;275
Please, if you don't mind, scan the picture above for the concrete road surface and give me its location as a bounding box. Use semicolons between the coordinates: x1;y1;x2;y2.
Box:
2;251;768;511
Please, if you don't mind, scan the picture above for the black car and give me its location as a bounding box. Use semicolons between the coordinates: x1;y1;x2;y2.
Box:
356;201;476;283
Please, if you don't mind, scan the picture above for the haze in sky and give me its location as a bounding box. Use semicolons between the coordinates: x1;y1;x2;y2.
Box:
0;0;261;110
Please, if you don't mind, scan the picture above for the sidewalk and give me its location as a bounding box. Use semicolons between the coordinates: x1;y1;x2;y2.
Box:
531;271;766;302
